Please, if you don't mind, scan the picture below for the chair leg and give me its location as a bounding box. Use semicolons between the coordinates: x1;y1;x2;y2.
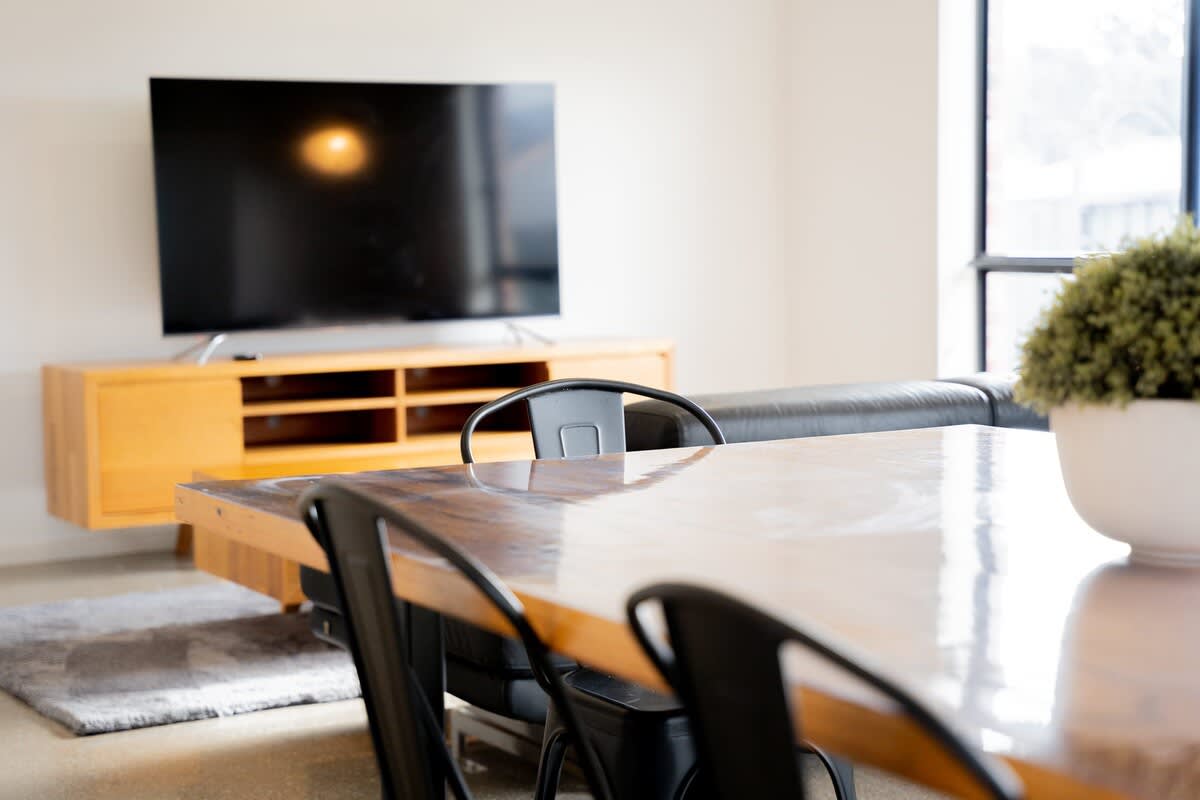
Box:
826;755;857;800
804;744;857;800
533;707;569;800
447;712;467;761
673;763;701;800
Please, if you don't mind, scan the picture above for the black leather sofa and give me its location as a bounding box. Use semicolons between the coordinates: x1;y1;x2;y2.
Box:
624;373;1045;450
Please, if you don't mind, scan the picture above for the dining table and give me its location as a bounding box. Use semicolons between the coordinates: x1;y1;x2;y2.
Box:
173;425;1200;800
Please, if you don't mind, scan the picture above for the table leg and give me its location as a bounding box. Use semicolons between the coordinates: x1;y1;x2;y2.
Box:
175;523;194;557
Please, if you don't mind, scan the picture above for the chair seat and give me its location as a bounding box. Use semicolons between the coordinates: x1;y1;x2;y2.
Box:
301;565;575;723
553;669;694;800
445;617;576;677
565;670;687;721
300;564;341;606
303;566;574;674
447;655;556;723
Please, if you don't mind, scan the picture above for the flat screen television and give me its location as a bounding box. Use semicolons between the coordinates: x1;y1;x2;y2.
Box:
149;77;560;335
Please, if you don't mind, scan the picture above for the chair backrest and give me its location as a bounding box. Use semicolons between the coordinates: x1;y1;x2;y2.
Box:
460;378;726;463
626;584;1025;800
300;480;614;800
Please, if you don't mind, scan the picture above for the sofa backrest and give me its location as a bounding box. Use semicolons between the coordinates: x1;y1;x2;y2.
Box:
624;374;1047;450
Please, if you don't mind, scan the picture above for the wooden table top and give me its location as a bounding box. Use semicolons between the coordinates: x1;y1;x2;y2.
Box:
175;426;1200;800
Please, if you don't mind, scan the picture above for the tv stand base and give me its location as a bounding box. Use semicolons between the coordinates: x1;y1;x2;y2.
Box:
503;321;554;345
172;333;227;365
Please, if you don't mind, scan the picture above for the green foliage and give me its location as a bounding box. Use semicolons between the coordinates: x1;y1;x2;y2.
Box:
1015;217;1200;412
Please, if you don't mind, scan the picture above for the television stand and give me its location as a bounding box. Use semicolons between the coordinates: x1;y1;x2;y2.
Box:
172;333;228;365
44;338;673;608
503;321;554;346
43;338;674;530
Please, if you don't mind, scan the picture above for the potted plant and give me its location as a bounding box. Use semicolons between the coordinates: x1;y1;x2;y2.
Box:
1016;217;1200;566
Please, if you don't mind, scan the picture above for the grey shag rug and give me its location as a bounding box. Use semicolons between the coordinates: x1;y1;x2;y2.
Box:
0;582;359;735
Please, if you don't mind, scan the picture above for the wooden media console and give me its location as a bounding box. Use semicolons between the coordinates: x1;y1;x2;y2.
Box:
43;339;673;607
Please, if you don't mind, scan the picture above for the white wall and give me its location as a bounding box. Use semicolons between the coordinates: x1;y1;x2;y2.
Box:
0;0;792;566
783;0;940;384
938;0;981;377
0;0;943;567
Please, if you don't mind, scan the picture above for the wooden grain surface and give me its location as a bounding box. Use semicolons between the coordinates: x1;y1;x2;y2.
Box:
97;380;243;515
53;339;675;381
175;426;1197;800
45;339;672;528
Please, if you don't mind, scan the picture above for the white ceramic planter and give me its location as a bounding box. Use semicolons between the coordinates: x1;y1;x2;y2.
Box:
1051;400;1200;567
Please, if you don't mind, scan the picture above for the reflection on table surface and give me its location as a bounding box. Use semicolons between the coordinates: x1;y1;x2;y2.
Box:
181;426;1200;799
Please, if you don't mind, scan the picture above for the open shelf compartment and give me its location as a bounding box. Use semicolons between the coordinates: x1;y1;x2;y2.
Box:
242;370;396;405
243;408;399;449
404;362;547;394
406;401;528;438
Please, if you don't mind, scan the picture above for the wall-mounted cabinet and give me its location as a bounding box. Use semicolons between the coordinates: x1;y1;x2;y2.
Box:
43;339;674;529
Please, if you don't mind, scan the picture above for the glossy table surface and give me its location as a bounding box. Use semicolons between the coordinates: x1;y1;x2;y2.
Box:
175;426;1200;800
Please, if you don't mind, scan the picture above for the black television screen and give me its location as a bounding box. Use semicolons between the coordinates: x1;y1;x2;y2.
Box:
149;78;560;335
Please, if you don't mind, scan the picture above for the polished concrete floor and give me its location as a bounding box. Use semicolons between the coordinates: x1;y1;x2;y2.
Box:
0;553;943;800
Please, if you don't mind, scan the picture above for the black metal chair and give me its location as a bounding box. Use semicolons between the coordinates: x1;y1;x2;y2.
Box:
299;479;614;800
626;583;1026;800
459;378;726;463
297;379;724;750
461;378;727;800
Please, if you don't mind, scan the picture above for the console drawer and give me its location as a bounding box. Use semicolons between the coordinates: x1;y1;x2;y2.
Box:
96;380;242;515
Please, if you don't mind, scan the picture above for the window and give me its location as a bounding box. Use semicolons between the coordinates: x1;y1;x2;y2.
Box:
984;272;1072;372
976;0;1190;371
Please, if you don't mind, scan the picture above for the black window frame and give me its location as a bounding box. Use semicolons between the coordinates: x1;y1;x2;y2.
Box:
973;0;1200;370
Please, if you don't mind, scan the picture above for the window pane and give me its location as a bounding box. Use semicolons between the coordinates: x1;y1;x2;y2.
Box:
986;0;1185;255
985;272;1073;373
